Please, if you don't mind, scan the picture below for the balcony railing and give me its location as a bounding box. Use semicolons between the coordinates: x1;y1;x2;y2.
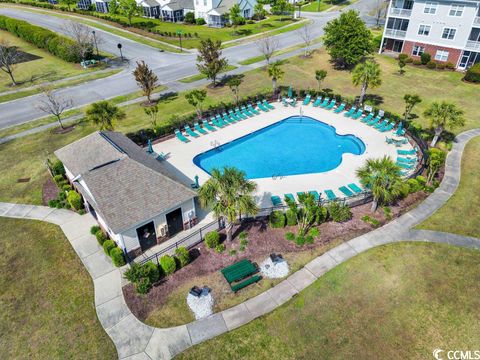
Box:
390;7;412;17
385;28;407;38
466;40;480;50
474;16;480;26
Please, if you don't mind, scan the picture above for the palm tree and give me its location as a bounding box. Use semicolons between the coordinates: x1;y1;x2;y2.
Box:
356;156;403;212
352;60;382;105
268;62;284;95
86;101;126;131
424;101;465;147
198;167;258;242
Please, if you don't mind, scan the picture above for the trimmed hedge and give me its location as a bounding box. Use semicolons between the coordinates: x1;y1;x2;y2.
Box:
175;246;190;268
110;247;126;267
464;63;480;83
160;255;176;275
67;190;82;210
103;239;116;255
0;15;83;62
205;230;220;249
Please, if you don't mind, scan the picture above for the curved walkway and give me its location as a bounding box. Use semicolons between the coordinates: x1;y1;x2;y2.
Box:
1;129;479;359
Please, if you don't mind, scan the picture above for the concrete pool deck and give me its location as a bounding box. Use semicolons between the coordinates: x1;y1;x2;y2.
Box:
153;102;414;207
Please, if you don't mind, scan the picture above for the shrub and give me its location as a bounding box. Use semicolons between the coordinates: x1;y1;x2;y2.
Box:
160;255;176;275
196;17;206;25
362;215;380;227
142;261;160;283
229;249;237;256
315;206;328;224
285;232;295;241
103;239;116;255
295;235;306;246
184;12;195;24
67;190;82;210
136;277;152;295
416;175;427;187
398;53;408;62
175;246;190;268
269;210;285;228
383;206;392;220
308;227;320;238
48;199;59;208
285;209;297;226
445;62;455;70
399;182;411;198
327;202;352;222
62;184;72;191
124;263;144;283
95;230;107;245
407;178;422;193
239;231;247;241
110;247;126;267
53;174;64;185
90;225;101;235
426;61;437;69
405;57;413;63
464;63;480;83
436;63;445;70
215;244;226;253
205;230;220;249
412;59;422;65
420;52;431;65
51;160;65;176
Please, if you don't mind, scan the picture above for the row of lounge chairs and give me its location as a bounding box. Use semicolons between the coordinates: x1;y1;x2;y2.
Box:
174;100;275;143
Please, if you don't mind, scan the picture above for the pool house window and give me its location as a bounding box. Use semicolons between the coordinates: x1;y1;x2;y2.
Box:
435;50;449;62
424;1;438;14
418;24;431;36
442;28;456;40
412;45;425;56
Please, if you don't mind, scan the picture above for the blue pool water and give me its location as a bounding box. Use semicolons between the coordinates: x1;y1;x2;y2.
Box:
193;116;366;179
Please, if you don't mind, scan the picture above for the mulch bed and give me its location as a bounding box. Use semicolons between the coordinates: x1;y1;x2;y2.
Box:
42;177;59;206
123;191;428;321
51;125;75;134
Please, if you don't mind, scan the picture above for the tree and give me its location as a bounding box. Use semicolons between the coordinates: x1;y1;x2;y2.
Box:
373;0;386;28
403;94;421;123
253;3;266;20
119;0;141;26
109;0;120;14
227;76;243;105
268;61;284;95
398;58;406;74
185;89;207;119
255;35;279;65
61;0;77;11
61;21;95;61
0;40;20;86
315;69;327;91
424;101;465;147
323;10;374;68
144;105;159;131
196;39;228;86
86;101;126;130
356;157;403;212
271;0;294;16
198;167;258;242
426;148;446;185
36;88;73;129
285;193;321;241
297;23;314;57
228;4;244;34
133;60;158;104
351;60;382;105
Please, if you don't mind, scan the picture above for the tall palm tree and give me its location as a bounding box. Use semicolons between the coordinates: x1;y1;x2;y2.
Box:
356;156;403;212
268;62;284;95
85;101;126;131
198;167;258;242
352;60;382;105
424;101;465;147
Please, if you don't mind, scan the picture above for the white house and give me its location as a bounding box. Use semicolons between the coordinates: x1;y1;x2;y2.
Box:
194;0;256;26
55;131;198;259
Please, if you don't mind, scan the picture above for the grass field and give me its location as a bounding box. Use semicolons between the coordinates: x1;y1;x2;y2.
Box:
0;217;117;359
301;1;334;12
179;65;237;83
178;242;480;359
418;137;480;238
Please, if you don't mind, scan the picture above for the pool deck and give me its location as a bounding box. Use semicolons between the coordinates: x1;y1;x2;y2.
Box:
153;102;414;207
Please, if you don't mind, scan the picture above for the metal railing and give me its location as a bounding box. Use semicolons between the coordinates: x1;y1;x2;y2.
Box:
385;28;407;38
390;8;412;17
465;40;480;51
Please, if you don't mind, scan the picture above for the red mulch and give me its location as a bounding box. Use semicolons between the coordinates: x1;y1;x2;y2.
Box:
51;125;75;134
42;177;59;205
123;191;428;321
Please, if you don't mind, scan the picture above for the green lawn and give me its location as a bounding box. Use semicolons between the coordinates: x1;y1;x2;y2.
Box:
418;137;480;238
0;217;117;359
301;1;334;12
178;242;480;359
178;65;237;83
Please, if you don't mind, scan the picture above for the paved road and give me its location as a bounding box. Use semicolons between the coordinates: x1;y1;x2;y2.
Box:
0;0;379;129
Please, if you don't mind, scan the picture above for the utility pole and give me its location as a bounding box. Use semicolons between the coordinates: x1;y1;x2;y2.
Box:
92;30;99;56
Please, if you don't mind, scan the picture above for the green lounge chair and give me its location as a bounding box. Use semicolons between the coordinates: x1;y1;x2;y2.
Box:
397;156;416;164
303;94;311;105
309;190;320;202
380;123;395;132
221;112;233;124
248;104;260;115
216;114;228;126
228;110;240;121
175;129;189;143
397;149;416;156
319;97;330;108
282;97;289;107
351;109;364;119
290;98;297;107
271;196;282;206
374;119;389;129
312;96;322;107
235;107;248;120
263;100;274;110
185;125;199;138
155;152;167;161
211;116;223;128
344;106;356;117
326;99;336;110
348;183;363;194
284;193;295;203
361;113;373;123
367;116;381;126
257;101;269;112
241;105;253;117
333;103;345;113
194;122;207;135
202;120;216;131
324;190;337;201
396;162;414;169
339;186;354;197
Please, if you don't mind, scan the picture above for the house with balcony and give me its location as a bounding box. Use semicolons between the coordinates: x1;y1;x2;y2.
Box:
194;0;256;27
380;0;480;69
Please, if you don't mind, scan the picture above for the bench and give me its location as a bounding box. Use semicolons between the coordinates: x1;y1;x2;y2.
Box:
231;275;262;293
222;261;258;284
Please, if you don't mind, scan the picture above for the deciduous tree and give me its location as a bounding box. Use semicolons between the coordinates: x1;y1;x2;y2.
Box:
36;88;73;129
227;76;243;105
61;21;96;61
119;0;142;26
403;94;421;122
315;69;327;91
185;89;207;119
133;60;158;104
196;39;228;86
0;39;20;86
255;35;279;65
297;23;314;57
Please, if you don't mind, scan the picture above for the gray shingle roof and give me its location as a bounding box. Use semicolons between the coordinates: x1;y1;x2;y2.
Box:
162;0;193;11
54;131;197;233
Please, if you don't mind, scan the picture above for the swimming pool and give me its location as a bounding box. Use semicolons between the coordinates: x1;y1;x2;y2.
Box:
193;116;366;179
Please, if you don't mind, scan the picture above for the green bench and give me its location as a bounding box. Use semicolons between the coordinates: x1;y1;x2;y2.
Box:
231;275;262;293
221;259;262;292
223;263;257;283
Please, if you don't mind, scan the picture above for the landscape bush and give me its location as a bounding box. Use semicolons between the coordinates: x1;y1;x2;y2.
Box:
315;206;328;224
285;232;295;241
405;57;413;63
136;277;152;295
184;12;195;24
406;178;423;193
67;190;82;210
61;184;72;191
420;52;431;65
398;53;408;62
269;210;286;228
436;63;446;70
196;17;206;25
412;59;422;65
95;230;107;245
464;63;480;83
285;209;297;226
110;247;126;267
426;61;437;69
416;175;427;187
445;61;455;70
53;174;64;185
174;246;190;268
51;160;66;176
362;215;380;227
327;201;352;222
90;225;100;235
215;244;226;253
205;230;220;248
160;255;176;275
103;239;116;255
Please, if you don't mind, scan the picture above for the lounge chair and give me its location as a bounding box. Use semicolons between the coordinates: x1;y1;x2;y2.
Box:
284;193;295;203
271;196;282;206
397;149;416;156
175;129;189;143
374;119;389;129
303;94;311;105
241;105;253;117
248;104;260;115
367;116;381;126
319;97;330;108
263;100;274;110
326;99;336;110
348;183;363;194
333;103;345;113
397;156;416;164
344;106;357;117
216;114;228;126
395;122;406;136
211;116;223;128
339;186;354;197
312;96;322;107
155;152;167;161
361;113;374;123
202;120;216;131
185;125;199;138
324;190;337;201
309;190;320;202
222;113;233;124
380;123;395;132
229;110;240;121
396;162;414;169
386;136;394;144
282;97;289;107
257;101;269;112
290;98;297;107
351;109;364;120
194;122;208;135
235;107;248;120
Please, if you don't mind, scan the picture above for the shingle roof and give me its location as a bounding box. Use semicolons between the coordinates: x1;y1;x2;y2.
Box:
162;0;193;11
55;131;197;233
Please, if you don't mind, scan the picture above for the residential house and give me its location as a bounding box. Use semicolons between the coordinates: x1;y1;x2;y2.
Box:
194;0;256;26
139;0;162;18
55;131;198;258
160;0;195;22
77;0;93;10
93;0;111;13
380;0;480;69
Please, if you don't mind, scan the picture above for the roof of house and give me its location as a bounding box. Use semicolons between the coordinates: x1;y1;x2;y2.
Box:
207;0;251;15
141;0;161;7
162;0;194;11
55;131;197;233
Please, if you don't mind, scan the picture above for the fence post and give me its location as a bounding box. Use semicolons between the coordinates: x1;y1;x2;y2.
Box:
199;227;203;241
155;253;159;267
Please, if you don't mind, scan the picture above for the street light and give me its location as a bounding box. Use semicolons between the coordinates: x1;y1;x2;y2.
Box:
92;30;99;56
176;29;183;52
117;43;123;61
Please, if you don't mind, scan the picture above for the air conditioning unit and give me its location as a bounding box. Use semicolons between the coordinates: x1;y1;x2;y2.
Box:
159;225;168;237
